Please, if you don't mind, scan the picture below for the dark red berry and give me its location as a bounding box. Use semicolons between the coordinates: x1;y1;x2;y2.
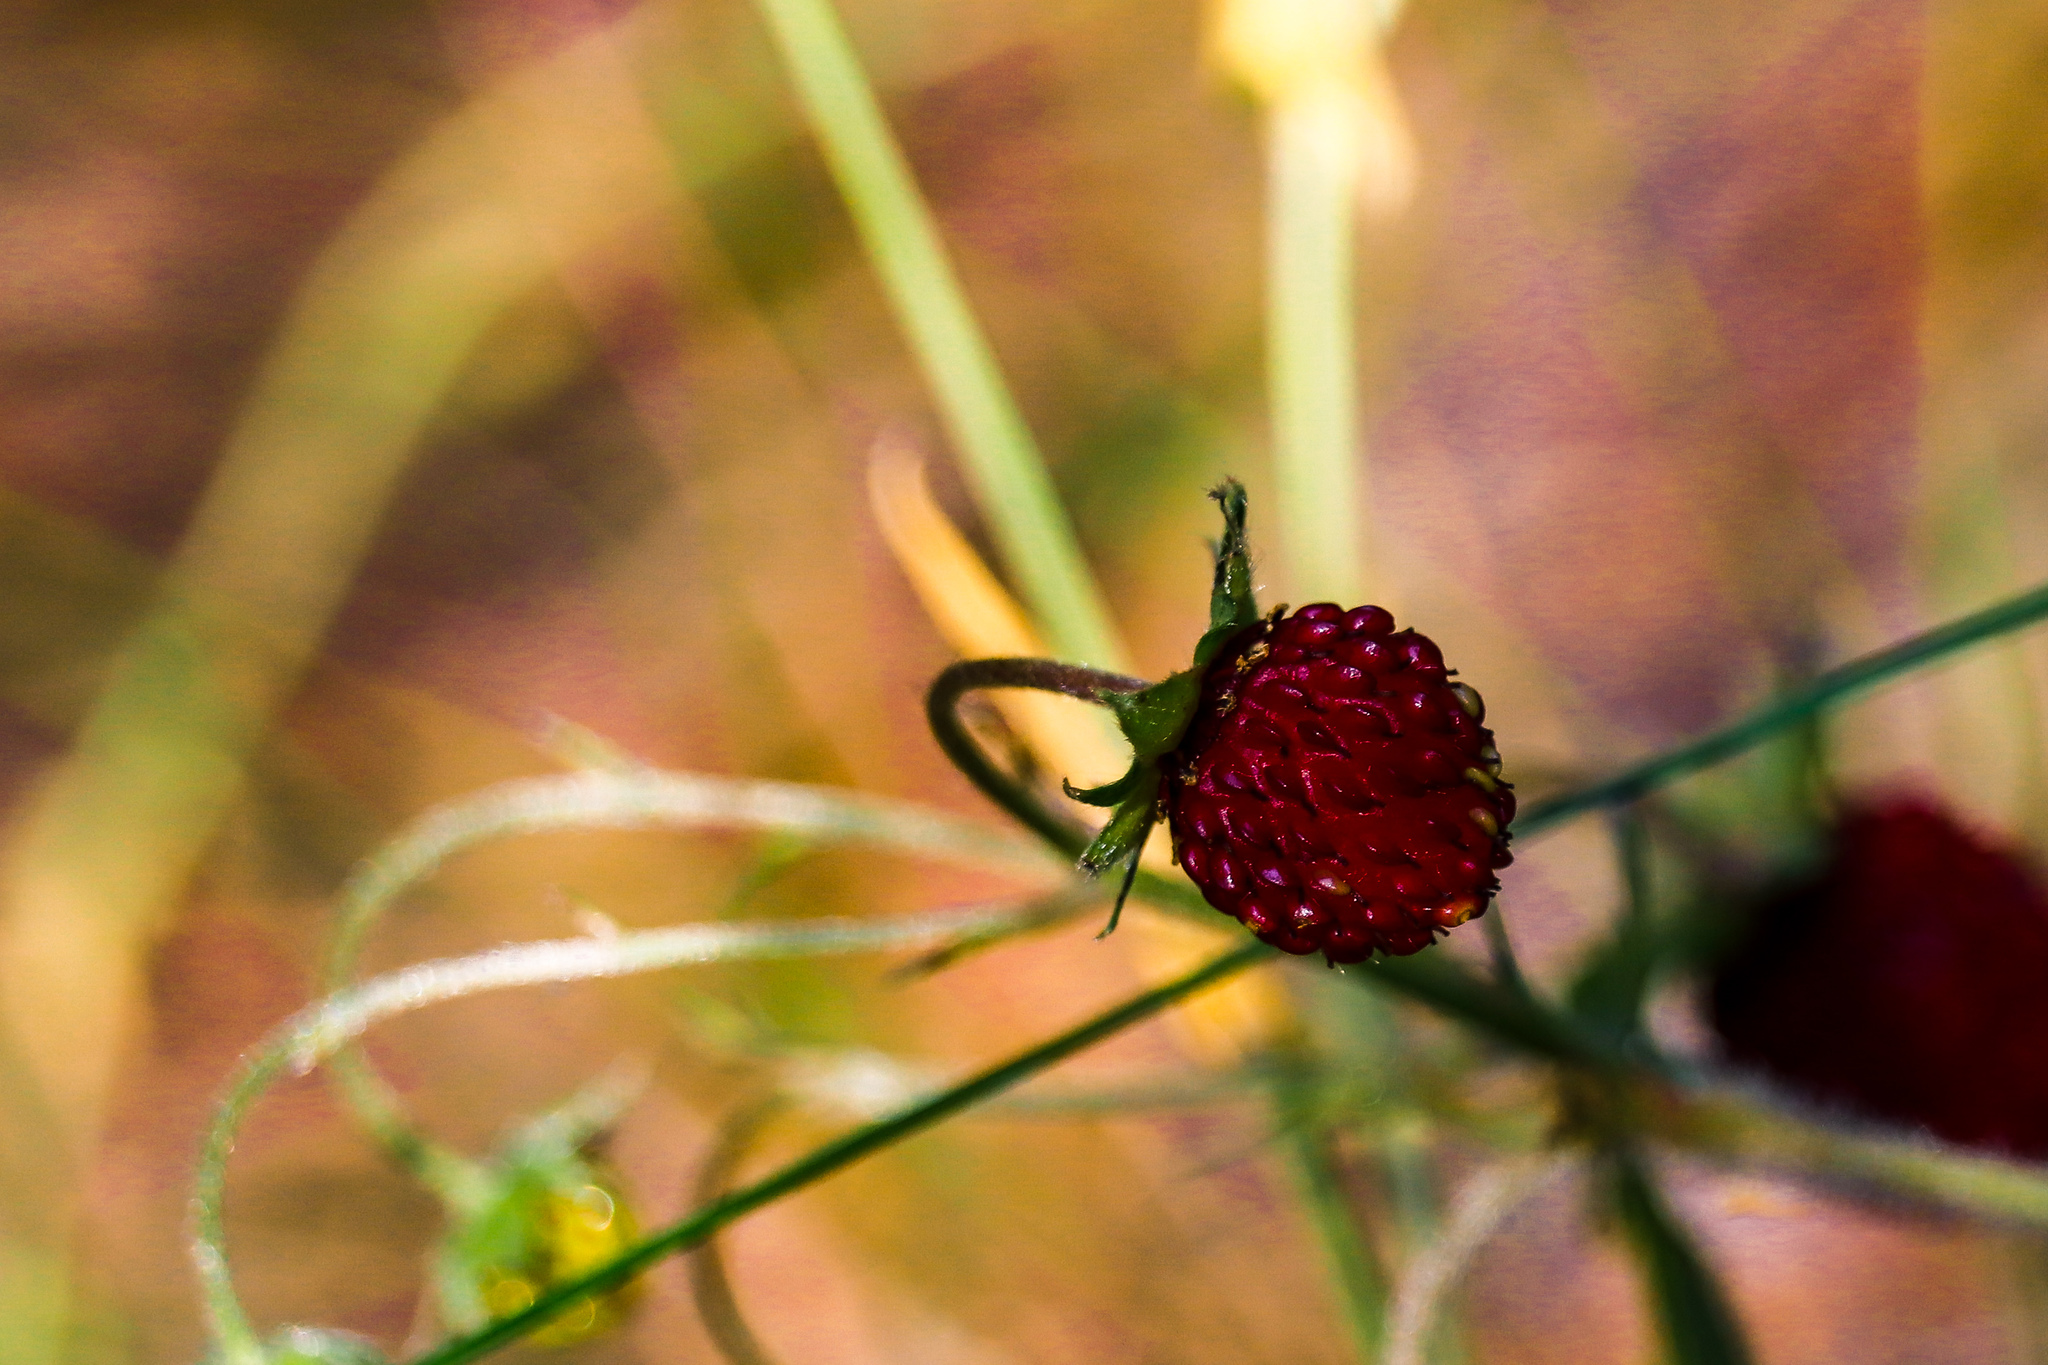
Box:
1711;799;2048;1157
1162;603;1513;963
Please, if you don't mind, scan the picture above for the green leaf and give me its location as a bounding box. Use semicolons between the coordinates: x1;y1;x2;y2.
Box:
1569;926;1661;1046
1094;837;1147;939
1609;1150;1754;1365
1194;478;1261;667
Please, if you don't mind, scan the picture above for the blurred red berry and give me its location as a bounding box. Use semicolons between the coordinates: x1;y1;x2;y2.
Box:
1163;602;1514;963
1711;798;2048;1157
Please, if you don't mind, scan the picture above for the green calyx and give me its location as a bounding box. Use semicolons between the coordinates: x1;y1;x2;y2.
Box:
1067;480;1260;936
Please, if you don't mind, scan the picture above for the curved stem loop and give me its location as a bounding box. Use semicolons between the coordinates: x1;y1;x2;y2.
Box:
925;657;1149;858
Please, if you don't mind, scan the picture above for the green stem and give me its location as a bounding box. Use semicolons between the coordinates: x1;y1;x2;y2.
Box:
1518;579;2048;836
1648;1080;2048;1228
405;942;1268;1365
1268;88;1365;604
1370;951;1623;1069
1613;809;1652;926
750;0;1127;670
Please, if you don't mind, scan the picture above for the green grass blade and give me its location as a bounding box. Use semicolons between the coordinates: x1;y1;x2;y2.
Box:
751;0;1126;669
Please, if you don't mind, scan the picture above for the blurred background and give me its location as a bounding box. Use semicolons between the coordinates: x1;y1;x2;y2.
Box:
5;0;2048;1360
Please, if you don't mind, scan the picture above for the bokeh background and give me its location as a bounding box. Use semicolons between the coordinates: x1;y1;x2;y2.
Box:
6;0;2048;1360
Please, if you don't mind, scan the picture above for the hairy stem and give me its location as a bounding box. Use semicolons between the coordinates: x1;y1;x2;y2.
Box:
321;768;1064;1189
1645;1079;2048;1227
1383;1156;1562;1365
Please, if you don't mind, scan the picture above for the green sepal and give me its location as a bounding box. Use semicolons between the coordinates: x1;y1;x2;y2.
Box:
1095;837;1146;940
432;1078;644;1342
1077;765;1161;878
1102;669;1203;762
1062;481;1254;938
1062;761;1146;808
1194;478;1260;668
1079;765;1159;939
1063;482;1252;826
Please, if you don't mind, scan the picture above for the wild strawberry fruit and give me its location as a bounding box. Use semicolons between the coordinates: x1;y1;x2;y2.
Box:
1163;603;1514;962
1711;799;2048;1157
1065;480;1512;961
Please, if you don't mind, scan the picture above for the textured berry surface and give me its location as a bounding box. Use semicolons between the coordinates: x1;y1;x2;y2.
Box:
1163;603;1514;962
1712;799;2048;1157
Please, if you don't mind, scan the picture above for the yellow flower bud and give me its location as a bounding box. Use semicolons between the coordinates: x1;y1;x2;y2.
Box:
454;1164;642;1348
